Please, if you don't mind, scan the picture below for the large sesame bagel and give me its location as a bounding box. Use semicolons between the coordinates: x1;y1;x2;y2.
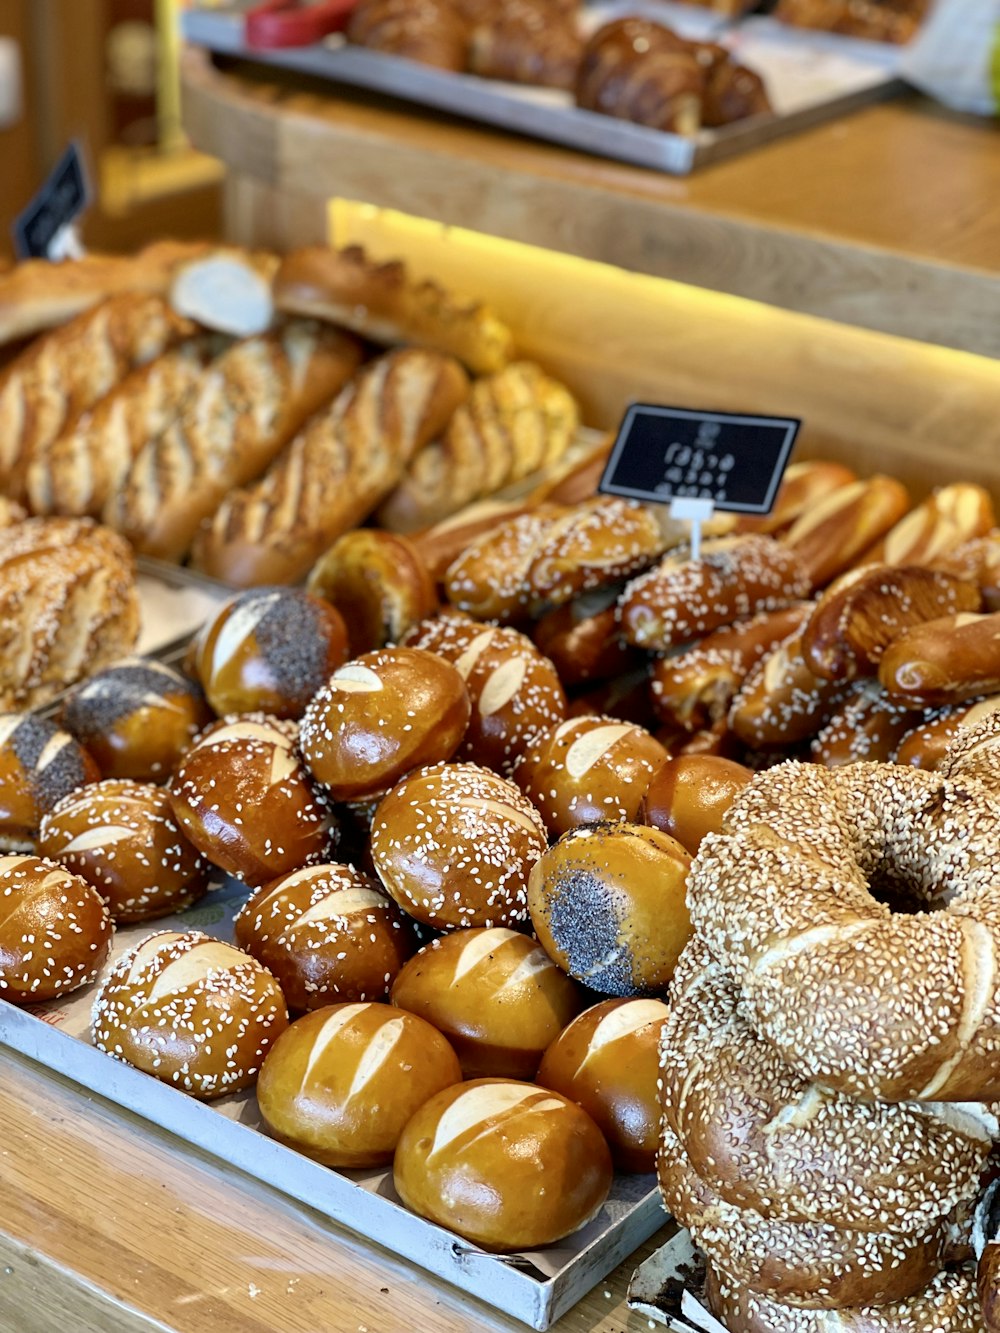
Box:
660;941;995;1233
687;727;1000;1102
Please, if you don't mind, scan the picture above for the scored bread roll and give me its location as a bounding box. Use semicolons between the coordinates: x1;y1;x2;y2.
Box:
274;245;513;374
879;611;1000;707
442;503;572;623
857;482;995;567
733;459;858;535
783;474;911;590
190;347;470;586
92;930;288;1099
0;714;99;849
104;321;364;562
895;696;1000;770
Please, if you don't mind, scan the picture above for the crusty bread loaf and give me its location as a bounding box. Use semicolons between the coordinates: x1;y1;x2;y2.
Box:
0;240;209;349
376;360;580;532
0;293;196;503
274;245;514;375
103;321;364;562
190;347;470;586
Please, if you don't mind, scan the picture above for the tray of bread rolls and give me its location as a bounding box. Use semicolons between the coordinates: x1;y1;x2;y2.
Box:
181;0;902;175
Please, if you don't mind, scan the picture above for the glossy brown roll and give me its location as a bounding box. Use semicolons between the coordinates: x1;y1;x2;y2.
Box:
640;753;752;855
0;713;99;848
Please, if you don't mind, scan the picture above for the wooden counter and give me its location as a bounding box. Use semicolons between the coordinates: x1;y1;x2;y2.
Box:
180;46;1000;358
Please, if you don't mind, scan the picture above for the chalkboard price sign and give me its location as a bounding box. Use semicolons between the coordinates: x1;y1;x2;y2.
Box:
598;404;801;515
13;141;91;261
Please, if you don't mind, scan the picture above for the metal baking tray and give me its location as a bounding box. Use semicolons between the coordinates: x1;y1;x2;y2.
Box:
181;1;903;174
0;874;667;1329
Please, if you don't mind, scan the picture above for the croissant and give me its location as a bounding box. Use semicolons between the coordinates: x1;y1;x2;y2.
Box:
468;0;583;90
703;61;772;127
576;19;705;134
347;0;469;70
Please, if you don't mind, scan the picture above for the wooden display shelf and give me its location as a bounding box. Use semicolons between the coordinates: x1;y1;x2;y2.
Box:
179;45;1000;358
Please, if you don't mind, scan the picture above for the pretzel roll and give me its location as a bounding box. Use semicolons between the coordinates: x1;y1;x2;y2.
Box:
533;596;641;687
169;717;335;887
689;755;1000;1101
371;762;547;930
729;631;847;748
933;531;1000;611
651;603;812;732
443;503;571;623
528;823;691;996
393;1078;613;1251
59;658;211;782
530;434;612;506
306;530;437;657
38;780;209;922
390;926;585;1079
705;1263;982;1333
537;997;668;1172
191;587;349;721
783;475;911;591
0;853;112;1002
403;616;566;775
299;647;470;802
619;536;810;652
879;611;1000;707
802;564;981;682
896;696;1000;770
0;713;99;848
525;497;679;613
233;863;418;1011
92;930;287;1098
734;459;858;535
658;1121;950;1310
639;753;751;855
810;678;924;767
860;482;995;567
410;498;535;584
257;1002;461;1167
660;945;994;1233
511;715;668;836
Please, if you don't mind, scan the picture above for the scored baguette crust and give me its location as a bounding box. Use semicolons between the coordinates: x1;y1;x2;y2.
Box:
0;293;196;502
859;482;995;567
104;321;364;562
0;240;209;349
274;245;514;375
376;360;580;533
782;474;911;591
190;348;470;587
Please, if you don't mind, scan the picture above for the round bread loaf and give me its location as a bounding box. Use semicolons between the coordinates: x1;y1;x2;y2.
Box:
299;647;470;803
528;823;692;995
390;926;585;1078
512;714;668;836
640;753;752;855
393;1078;614;1251
92;929;287;1099
59;657;212;782
0;713;99;848
306;529;438;657
371;762;548;929
234;862;418;1010
0;853;113;1002
257;1001;462;1167
169;716;336;887
536;996;669;1172
191;586;349;720
38;779;210;922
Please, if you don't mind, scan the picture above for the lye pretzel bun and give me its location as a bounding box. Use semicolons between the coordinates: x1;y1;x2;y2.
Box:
640;754;752;855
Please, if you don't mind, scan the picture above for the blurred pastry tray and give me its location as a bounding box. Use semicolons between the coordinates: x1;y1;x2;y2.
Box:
0;876;667;1330
181;0;904;174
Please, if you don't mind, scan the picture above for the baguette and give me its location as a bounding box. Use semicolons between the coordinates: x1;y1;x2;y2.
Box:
190;347;470;587
0;293;196;502
274;245;514;375
376;361;579;532
104;321;364;562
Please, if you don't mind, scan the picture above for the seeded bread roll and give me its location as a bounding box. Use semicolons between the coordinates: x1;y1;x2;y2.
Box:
92;930;288;1099
371;761;548;930
0;714;99;850
258;1002;462;1167
391;926;585;1079
0;853;113;1002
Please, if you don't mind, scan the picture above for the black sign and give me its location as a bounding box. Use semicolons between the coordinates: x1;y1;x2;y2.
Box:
599;404;800;515
13;141;91;260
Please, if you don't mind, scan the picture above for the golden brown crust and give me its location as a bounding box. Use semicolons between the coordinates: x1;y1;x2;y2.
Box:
895;696;1000;770
640;753;751;854
860;482;995;567
728;631;850;748
879;611;1000;707
733;460;858;536
346;0;470;69
468;0;583;89
773;0;927;44
576;19;705;133
274;245;513;375
783;475;912;591
442;502;572;622
809;677;924;766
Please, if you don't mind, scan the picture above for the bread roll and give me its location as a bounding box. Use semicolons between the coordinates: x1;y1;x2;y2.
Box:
191;587;349;721
409;497;536;584
234;863;418;1010
859;482;994;567
783;474;911;590
879;611;1000;707
0;713;99;849
468;0;583;89
92;930;287;1099
371;761;547;929
733;459;858;536
640;754;752;855
895;696;1000;770
299;647;471;803
533;595;641;687
442;503;571;623
258;1002;462;1167
393;1078;614;1251
0;853;113;1002
390;927;585;1078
